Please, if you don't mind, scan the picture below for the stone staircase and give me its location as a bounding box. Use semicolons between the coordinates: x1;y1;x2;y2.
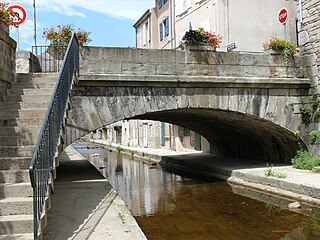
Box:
0;73;57;239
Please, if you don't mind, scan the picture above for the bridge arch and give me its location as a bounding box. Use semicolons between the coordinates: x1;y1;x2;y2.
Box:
66;86;305;164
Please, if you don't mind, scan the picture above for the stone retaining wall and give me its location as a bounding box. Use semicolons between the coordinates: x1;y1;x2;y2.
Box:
0;27;16;96
298;0;320;88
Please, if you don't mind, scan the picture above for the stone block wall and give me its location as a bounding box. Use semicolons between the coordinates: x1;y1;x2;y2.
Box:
16;50;42;73
298;0;320;87
297;0;320;155
0;27;16;96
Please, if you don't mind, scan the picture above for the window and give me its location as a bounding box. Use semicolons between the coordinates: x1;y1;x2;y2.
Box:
184;128;190;136
159;23;163;41
159;0;168;8
137;27;142;48
159;16;169;41
176;0;191;15
159;0;163;9
142;21;149;46
164;16;169;37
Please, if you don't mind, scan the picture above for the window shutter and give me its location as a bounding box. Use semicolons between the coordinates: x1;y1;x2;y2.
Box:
159;0;162;8
165;16;169;36
159;23;163;41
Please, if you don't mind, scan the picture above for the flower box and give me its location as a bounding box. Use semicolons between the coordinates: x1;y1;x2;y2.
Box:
0;22;9;34
182;43;217;51
47;45;67;60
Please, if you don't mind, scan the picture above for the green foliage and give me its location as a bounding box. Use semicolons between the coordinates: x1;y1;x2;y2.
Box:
118;213;125;224
300;104;312;124
309;130;320;144
300;104;312;114
264;163;287;178
291;150;320;170
263;37;296;57
0;3;17;26
311;93;320;108
116;146;123;153
313;111;320;121
265;203;284;216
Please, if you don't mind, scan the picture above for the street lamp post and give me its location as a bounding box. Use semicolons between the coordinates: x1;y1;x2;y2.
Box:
33;0;36;48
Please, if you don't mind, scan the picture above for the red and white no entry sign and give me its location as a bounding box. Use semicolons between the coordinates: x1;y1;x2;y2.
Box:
7;4;27;25
278;7;288;24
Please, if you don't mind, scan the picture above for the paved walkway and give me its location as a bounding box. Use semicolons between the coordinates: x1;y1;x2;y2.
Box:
43;146;147;240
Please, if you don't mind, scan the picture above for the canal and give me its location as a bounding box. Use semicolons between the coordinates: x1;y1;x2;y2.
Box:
73;142;320;240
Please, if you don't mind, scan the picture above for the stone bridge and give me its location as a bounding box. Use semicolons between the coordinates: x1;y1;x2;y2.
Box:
65;47;312;163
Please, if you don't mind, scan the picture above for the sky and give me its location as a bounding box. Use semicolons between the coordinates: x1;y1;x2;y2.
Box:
5;0;154;50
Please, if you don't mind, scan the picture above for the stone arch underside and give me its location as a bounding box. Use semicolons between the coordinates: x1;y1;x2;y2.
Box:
66;86;305;164
132;108;301;164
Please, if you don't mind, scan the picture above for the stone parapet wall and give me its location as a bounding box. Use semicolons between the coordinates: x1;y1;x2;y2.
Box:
298;0;320;87
80;47;307;80
0;28;16;96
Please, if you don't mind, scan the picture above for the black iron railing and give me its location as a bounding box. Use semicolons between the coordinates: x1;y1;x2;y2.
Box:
32;45;68;73
29;34;79;239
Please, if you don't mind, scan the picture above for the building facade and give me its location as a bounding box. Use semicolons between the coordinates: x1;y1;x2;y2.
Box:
174;0;297;51
134;0;298;51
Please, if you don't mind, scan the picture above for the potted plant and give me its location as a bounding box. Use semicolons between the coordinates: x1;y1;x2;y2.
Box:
263;38;296;60
43;24;92;59
181;27;222;51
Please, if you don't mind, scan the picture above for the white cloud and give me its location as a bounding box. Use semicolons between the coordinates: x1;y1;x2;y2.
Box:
22;0;154;20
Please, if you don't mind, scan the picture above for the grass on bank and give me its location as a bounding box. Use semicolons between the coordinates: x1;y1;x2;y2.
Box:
291;150;320;171
264;164;287;179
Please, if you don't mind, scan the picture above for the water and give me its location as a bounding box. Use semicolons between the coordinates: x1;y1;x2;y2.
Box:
73;142;320;240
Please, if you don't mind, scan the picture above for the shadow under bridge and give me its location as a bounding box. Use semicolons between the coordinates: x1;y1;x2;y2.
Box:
132;108;302;164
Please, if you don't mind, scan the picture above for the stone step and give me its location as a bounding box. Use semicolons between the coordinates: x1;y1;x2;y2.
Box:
6;88;54;96
15;73;57;84
0;146;34;158
0;198;33;216
0;170;30;183
0;183;32;198
0;110;47;119
2;95;52;103
0;233;34;240
0;157;31;170
10;82;56;90
0;136;38;146
0;118;44;127
0;126;40;137
0;102;50;111
0;215;33;234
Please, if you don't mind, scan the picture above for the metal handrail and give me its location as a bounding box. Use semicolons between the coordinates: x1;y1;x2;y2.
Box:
32;44;68;73
29;34;79;240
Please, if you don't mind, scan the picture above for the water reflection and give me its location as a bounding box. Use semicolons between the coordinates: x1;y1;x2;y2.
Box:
73;142;320;240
